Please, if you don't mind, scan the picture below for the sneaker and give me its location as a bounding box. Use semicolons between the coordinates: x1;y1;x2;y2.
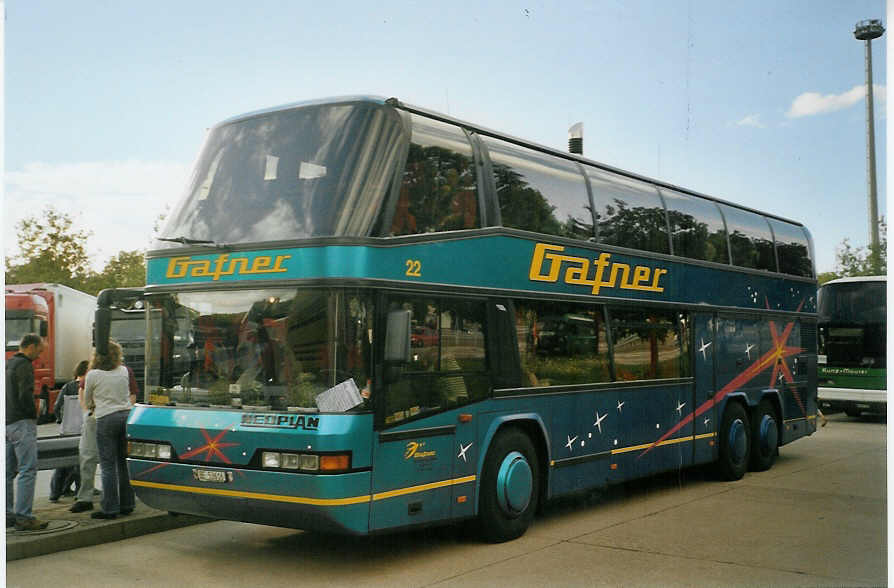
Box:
15;518;49;531
90;511;117;520
69;502;93;513
120;508;134;516
48;496;60;503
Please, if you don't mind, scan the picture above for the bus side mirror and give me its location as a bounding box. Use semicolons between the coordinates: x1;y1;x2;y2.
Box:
95;307;111;356
39;320;48;338
384;310;411;363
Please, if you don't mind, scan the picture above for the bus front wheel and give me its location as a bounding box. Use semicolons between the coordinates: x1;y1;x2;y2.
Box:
749;399;779;472
717;402;751;481
477;428;539;543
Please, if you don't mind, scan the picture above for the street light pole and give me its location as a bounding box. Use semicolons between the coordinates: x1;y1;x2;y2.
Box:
854;19;884;273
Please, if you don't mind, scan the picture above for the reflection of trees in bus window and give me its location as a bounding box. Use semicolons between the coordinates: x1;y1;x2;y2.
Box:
514;300;609;387
485;137;593;240
721;205;777;272
609;308;689;381
586;168;669;254
382;115;479;237
767;218;813;277
661;189;728;264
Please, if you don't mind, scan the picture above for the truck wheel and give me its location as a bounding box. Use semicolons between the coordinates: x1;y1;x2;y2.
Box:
844;407;861;418
749;399;779;472
477;427;539;543
717;402;750;481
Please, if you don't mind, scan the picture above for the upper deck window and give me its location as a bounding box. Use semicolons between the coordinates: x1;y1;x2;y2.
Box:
720;205;777;272
660;188;729;264
585;168;670;254
767;218;814;277
377;115;480;236
156;102;405;247
484;137;593;241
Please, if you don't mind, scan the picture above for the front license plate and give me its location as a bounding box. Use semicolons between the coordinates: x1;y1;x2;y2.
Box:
192;469;233;483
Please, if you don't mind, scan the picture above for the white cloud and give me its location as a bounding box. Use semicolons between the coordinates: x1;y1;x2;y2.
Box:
4;160;190;270
736;114;765;128
786;84;886;118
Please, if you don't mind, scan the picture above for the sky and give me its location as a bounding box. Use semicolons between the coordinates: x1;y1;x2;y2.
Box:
3;0;888;274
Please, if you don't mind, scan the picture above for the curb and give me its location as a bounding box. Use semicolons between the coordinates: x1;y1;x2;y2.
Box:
6;496;208;561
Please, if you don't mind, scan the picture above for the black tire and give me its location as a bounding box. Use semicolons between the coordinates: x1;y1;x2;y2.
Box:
844;407;861;418
717;401;751;481
477;427;540;543
749;399;779;472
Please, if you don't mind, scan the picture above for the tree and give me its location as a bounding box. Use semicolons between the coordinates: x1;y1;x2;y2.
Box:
86;250;146;293
5;207;147;295
824;217;887;281
5;206;93;290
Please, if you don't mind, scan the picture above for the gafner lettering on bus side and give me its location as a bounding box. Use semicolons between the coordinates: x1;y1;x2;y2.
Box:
528;243;668;296
166;253;291;281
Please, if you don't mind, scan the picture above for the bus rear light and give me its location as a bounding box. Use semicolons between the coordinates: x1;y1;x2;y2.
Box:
263;452;281;468
320;454;350;471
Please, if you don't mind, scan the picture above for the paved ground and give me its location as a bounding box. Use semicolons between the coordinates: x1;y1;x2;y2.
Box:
5;412;887;587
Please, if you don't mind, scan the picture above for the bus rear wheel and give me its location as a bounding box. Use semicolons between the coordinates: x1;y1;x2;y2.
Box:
749;399;779;472
477;427;539;543
717;402;751;481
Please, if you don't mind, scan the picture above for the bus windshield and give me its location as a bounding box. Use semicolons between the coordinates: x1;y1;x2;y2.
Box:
818;280;886;368
145;288;374;411
156;101;406;247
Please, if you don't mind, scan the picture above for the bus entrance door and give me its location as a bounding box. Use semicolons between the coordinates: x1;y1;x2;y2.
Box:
370;422;456;531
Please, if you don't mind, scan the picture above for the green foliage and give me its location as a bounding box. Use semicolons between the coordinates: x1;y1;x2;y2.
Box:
5;207;146;295
829;217;886;279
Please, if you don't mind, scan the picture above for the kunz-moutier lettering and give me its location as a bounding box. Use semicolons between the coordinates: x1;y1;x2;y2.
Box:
166;253;291;281
528;243;668;295
241;414;320;430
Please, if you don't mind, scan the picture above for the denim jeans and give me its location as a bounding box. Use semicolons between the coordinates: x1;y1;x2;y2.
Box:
76;414;99;503
96;410;134;515
6;419;38;521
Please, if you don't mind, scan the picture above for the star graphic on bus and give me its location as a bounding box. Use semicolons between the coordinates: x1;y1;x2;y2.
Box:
676;401;686;415
457;442;473;462
565;435;578;452
698;339;712;360
593;410;607;433
745;343;755;359
133;426;242;478
617;400;625;412
639;306;805;458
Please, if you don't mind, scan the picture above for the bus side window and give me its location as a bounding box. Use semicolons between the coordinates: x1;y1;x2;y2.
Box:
608;308;689;381
383;296;489;425
385;116;479;237
514;299;610;387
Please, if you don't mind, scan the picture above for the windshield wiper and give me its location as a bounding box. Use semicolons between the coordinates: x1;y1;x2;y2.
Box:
157;236;219;247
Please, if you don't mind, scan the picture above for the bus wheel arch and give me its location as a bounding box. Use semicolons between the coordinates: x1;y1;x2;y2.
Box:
750;396;781;472
716;398;751;481
476;424;543;542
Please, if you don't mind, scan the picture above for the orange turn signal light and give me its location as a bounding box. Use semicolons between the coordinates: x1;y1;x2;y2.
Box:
319;454;351;471
458;413;473;423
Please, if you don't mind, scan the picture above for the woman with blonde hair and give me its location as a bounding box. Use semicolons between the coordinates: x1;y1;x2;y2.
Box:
84;341;134;519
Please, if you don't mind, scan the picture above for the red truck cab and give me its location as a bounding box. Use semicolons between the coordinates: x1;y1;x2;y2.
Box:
5;290;52;419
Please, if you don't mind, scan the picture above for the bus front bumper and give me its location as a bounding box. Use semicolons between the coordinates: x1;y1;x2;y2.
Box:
128;459;372;535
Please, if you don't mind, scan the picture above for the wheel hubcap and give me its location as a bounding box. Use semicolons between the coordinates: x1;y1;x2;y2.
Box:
729;418;747;465
759;414;778;455
496;451;533;515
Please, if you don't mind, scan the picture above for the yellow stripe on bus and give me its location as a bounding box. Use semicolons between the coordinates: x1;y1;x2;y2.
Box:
132;474;477;507
372;475;476;501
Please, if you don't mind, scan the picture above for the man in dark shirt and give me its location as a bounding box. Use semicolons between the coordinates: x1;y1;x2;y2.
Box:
6;333;49;531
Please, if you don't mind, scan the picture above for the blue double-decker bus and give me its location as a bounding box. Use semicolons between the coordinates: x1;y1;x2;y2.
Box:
120;96;818;542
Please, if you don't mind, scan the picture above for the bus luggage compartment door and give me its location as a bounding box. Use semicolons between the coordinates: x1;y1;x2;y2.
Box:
370;422;456;531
